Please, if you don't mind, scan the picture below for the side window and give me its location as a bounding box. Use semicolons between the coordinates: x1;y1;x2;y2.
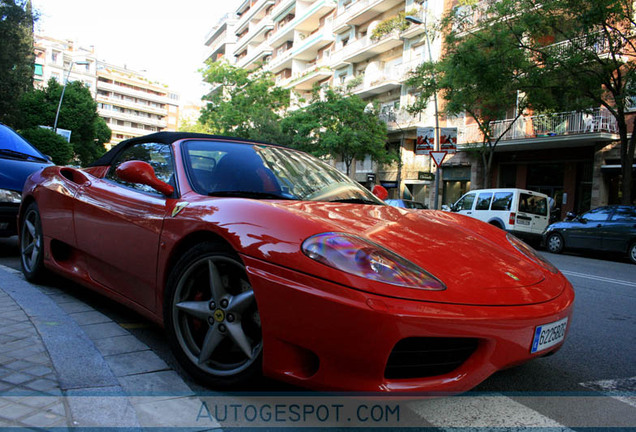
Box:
475;192;493;211
456;193;475;211
611;207;636;221
491;192;513;211
106;142;175;195
582;207;613;222
519;193;548;216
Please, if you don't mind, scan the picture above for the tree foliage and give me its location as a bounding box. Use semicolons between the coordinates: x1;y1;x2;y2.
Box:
17;79;108;166
198;61;290;143
495;0;636;204
0;0;35;126
281;88;394;176
19;127;73;165
409;0;636;200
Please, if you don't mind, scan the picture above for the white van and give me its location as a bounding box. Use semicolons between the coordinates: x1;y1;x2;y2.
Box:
449;188;550;242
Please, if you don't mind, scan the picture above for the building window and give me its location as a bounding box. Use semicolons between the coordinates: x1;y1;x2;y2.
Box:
34;64;43;76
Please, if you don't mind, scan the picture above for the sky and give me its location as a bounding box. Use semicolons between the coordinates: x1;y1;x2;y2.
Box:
31;0;240;104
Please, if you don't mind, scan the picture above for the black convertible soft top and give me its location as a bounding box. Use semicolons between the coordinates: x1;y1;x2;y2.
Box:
89;132;276;167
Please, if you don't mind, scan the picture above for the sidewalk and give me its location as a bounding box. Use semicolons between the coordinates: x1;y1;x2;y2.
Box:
0;265;216;429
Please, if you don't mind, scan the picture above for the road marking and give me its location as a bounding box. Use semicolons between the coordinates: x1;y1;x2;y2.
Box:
408;394;570;429
561;270;636;288
580;377;636;409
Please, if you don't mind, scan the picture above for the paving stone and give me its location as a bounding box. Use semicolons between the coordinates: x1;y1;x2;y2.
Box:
0;401;34;420
20;408;67;428
69;310;111;326
105;350;169;377
24;378;59;393
56;301;93;314
22;365;54;377
93;334;149;356
2;372;33;385
119;370;194;397
133;396;209;428
81;322;129;340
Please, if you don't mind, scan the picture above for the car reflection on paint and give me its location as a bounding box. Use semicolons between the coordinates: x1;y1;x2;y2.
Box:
543;205;636;264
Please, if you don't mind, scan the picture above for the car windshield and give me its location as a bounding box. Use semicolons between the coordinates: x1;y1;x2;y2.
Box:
183;140;384;204
0;124;46;160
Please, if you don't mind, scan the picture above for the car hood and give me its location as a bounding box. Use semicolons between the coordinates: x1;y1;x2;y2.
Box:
209;200;565;306
0;159;52;193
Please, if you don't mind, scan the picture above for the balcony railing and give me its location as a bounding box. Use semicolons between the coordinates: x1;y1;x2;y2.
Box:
459;108;618;144
379;109;422;131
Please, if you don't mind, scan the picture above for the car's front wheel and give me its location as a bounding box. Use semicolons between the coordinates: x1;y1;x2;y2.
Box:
628;242;636;264
546;233;564;254
20;202;47;282
164;242;262;388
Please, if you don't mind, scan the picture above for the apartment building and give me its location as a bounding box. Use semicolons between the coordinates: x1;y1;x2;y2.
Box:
207;0;633;211
96;64;180;148
34;35;98;94
207;0;446;207
440;0;633;214
34;35;180;149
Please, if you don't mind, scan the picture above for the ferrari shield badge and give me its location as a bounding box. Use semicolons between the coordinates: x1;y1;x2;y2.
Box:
172;202;189;217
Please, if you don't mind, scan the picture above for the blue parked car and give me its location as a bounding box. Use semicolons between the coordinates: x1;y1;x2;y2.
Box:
0;124;53;237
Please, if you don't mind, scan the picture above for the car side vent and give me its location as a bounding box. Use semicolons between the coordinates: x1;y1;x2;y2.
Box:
385;337;479;380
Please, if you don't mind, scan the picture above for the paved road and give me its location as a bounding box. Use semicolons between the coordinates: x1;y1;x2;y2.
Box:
1;235;635;428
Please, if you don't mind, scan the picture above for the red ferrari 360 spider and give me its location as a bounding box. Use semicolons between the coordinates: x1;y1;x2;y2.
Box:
19;132;574;392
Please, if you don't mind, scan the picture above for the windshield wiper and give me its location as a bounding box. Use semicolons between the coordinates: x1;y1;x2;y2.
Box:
328;198;381;205
207;191;294;200
0;149;48;162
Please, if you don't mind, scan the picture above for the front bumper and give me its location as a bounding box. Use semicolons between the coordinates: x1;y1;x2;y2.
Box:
0;203;19;237
243;255;575;394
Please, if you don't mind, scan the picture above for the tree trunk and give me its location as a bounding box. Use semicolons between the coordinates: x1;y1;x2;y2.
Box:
621;115;636;205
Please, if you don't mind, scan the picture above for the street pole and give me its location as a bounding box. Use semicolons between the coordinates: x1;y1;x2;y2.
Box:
407;1;441;209
53;60;89;132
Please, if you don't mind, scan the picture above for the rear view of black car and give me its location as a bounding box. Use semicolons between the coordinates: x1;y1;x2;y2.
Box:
0;124;53;237
543;205;636;264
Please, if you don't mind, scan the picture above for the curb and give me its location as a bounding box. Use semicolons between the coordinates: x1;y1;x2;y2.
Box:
0;265;211;429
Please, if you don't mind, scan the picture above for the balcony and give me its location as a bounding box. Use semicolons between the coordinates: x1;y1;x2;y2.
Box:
459;108;619;151
294;0;336;32
292;27;335;61
236;39;273;70
234;0;275;35
333;29;403;67
379;109;422;132
96;82;170;105
286;65;332;90
98;108;167;128
234;17;274;54
348;73;401;98
205;29;237;62
269;0;336;46
96;94;168;116
268;47;294;72
333;0;404;33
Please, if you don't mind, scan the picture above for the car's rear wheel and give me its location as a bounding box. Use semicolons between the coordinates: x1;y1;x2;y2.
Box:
164;242;262;388
20;202;47;282
628;242;636;264
546;233;564;254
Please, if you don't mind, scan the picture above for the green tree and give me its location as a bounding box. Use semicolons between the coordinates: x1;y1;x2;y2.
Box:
17;79;108;166
0;0;35;126
19;127;73;165
407;6;543;188
281;88;394;176
490;0;636;204
198;61;290;143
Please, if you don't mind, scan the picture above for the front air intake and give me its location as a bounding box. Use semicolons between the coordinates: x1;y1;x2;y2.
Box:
385;337;479;379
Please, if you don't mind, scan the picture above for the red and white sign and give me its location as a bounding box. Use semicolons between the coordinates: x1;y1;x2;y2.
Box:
429;150;447;167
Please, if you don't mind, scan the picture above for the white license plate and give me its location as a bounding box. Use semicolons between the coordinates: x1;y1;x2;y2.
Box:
530;317;568;353
517;218;530;225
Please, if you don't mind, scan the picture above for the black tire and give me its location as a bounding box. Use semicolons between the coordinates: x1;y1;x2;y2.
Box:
628;242;636;264
546;233;564;254
164;242;262;388
20;202;48;282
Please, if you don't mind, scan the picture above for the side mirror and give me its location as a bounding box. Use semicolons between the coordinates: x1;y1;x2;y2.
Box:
564;211;577;221
372;185;389;200
116;160;174;196
441;205;451;212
